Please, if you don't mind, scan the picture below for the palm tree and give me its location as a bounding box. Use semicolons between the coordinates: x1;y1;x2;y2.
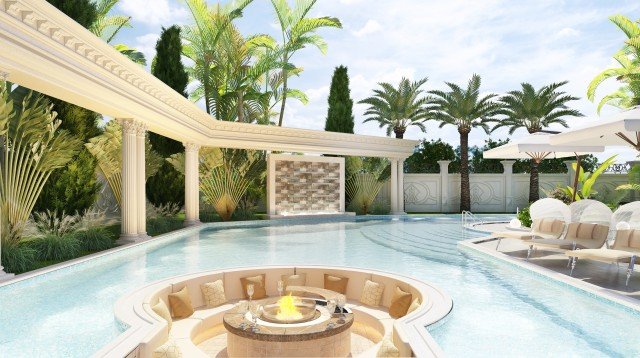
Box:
358;77;430;138
587;15;640;112
491;81;584;202
90;0;146;65
428;74;502;212
270;0;342;126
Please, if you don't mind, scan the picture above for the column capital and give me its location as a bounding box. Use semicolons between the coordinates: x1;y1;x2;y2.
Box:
135;122;147;136
184;142;201;152
0;70;9;82
500;160;515;173
119;118;138;135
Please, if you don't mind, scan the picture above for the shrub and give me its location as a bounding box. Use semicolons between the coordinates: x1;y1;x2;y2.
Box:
147;217;184;236
152;202;182;218
75;227;115;252
543;188;571;204
30;234;82;261
1;242;37;274
517;205;532;228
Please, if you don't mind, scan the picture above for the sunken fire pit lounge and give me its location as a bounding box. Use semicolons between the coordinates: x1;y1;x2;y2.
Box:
111;266;452;357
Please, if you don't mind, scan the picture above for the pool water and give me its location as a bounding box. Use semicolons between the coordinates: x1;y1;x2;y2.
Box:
0;216;638;357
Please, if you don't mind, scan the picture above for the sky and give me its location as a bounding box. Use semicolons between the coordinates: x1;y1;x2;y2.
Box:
114;0;640;162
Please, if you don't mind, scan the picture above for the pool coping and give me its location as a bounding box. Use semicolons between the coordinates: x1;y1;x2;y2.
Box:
458;235;640;315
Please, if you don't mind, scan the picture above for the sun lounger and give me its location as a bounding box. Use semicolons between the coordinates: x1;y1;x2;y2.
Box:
565;229;639;286
526;222;609;260
492;218;565;251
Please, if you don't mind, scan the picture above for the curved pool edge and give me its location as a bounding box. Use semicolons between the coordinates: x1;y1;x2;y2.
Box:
458;235;640;315
99;265;453;358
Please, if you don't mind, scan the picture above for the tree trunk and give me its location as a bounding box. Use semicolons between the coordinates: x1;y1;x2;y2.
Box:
277;65;288;126
529;160;540;203
459;129;471;212
394;128;405;139
237;91;244;122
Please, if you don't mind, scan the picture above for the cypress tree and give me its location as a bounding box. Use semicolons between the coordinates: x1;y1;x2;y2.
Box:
324;65;354;133
147;26;189;207
35;0;102;216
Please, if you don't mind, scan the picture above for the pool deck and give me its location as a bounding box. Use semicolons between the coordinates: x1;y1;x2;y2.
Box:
462;223;640;311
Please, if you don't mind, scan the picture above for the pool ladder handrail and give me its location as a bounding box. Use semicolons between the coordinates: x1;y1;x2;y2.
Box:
461;210;484;229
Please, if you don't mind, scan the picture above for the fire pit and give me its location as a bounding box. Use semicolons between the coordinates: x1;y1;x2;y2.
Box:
260;295;318;324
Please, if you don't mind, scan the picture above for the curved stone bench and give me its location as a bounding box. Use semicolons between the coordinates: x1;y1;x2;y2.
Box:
104;266;452;358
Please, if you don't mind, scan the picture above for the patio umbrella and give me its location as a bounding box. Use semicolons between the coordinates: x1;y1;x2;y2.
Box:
483;132;605;201
550;107;640;151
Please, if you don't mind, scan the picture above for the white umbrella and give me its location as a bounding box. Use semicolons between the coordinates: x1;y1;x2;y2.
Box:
550;107;640;150
484;132;605;201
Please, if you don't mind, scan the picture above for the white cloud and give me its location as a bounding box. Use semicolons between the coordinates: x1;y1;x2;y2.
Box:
119;0;188;26
556;27;581;38
134;33;160;67
352;20;381;37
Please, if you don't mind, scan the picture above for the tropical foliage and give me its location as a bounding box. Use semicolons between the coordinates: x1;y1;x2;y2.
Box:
345;157;390;214
428;74;502;211
491;81;583;202
85;121;164;207
270;0;342;126
405;139;458;173
168;148;265;221
587;15;640;112
560;155;618;201
359;77;430;138
0;84;81;244
90;0;146;65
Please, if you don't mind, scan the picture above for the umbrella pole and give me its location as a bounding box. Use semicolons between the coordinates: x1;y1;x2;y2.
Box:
571;153;581;202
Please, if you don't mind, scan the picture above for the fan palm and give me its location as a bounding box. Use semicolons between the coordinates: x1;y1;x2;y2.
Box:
89;0;146;65
428;74;502;212
270;0;342;126
85;120;164;207
359;77;430;138
587;15;640;112
491;81;584;202
345;157;390;214
0;83;81;243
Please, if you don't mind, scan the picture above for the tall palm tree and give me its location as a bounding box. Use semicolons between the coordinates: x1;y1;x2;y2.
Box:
90;0;146;65
491;81;584;202
358;77;430;138
270;0;342;126
428;74;502;212
587;15;640;112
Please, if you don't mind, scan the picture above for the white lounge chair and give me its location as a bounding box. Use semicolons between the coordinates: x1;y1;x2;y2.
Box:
565;229;639;286
526;222;610;260
492;218;565;251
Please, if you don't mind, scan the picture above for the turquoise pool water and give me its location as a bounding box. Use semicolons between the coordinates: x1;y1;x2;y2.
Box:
0;216;638;357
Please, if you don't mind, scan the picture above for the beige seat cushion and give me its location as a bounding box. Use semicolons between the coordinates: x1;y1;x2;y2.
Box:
360;280;385;307
614;229;640;250
376;337;400;357
281;273;307;295
388;286;412;318
566;248;635;261
240;274;267;299
324;274;349;294
153;339;182;358
530;238;574;249
168;287;194;319
201;280;226;308
151;299;173;331
407;297;421;314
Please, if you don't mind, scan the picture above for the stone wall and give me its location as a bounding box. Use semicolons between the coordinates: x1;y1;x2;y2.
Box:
267;154;345;216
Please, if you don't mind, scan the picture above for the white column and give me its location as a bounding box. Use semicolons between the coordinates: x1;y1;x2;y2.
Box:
438;160;451;213
564;160;575;187
0;70;13;281
184;143;201;226
267;154;276;216
118;119;138;244
501;160;515;213
396;159;406;214
390;158;399;214
136;123;148;238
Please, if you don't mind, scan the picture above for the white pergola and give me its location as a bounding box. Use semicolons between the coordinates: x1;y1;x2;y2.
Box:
0;0;417;253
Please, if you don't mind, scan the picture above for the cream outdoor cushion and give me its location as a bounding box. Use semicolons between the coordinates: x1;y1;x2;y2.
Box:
151;299;172;331
153;340;182;358
614;229;640;250
240;274;267;299
360;280;385;307
376;337;400;357
566;248;635;261
201;279;227;308
281;273;307;295
168;286;194;319
407;297;421;314
388;286;412;318
324;274;349;294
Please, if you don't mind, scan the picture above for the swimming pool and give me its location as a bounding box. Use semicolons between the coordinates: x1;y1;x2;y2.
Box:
0;216;638;357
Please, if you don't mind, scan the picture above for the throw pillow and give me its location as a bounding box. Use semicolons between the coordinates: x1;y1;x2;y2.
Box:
360;279;385;307
201;279;227;308
168;286;194;319
388;286;412;318
240;274;267;299
324;274;348;294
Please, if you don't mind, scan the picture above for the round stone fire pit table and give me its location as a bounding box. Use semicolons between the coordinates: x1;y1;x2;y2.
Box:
223;298;353;357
